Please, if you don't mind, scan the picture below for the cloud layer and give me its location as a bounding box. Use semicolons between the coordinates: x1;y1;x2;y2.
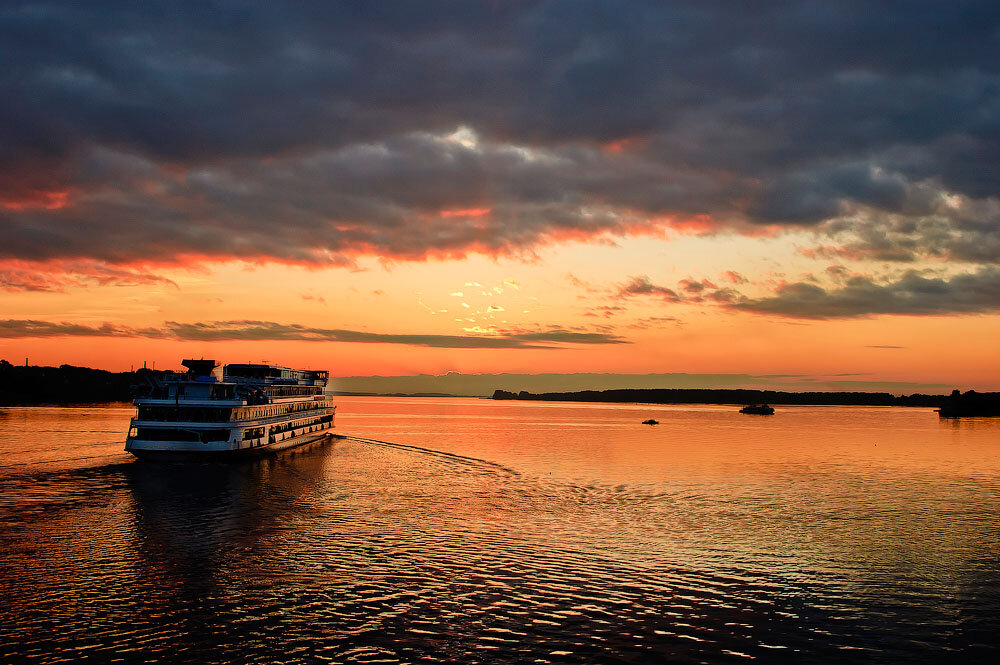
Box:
731;268;1000;319
2;1;998;266
0;319;627;348
0;260;176;292
609;267;1000;319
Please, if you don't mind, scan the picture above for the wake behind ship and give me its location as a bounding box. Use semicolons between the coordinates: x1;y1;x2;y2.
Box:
125;359;335;460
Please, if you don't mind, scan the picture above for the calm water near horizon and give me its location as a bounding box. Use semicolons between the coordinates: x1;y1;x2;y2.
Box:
1;397;999;663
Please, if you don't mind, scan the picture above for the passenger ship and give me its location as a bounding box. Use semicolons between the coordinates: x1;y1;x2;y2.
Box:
125;359;336;459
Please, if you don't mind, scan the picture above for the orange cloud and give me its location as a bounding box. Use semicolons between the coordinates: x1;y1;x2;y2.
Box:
439;208;491;218
1;189;72;211
601;137;646;153
0;259;177;292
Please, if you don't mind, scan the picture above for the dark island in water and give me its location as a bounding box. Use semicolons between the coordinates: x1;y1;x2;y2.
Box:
493;387;1000;415
938;389;1000;417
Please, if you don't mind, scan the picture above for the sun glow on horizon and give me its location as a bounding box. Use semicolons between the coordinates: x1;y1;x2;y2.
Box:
2;231;998;389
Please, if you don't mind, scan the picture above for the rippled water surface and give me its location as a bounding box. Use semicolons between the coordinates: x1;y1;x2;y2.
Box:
2;398;999;663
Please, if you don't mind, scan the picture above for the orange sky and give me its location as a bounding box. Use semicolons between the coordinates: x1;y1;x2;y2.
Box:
2;233;998;390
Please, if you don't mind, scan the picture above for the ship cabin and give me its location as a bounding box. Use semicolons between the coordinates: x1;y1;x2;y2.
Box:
223;363;328;399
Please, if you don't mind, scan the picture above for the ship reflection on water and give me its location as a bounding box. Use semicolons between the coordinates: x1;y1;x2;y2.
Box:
125;453;329;575
2;398;1000;663
120;448;339;658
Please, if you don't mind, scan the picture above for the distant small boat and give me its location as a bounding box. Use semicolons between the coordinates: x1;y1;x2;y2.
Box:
641;419;659;425
740;404;774;415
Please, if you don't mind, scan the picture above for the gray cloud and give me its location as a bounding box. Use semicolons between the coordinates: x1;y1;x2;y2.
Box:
604;266;1000;319
809;197;1000;265
0;318;626;348
749;163;930;224
0;133;734;263
730;268;1000;318
505;330;628;344
617;275;681;301
0;261;176;292
0;320;160;338
616;275;743;305
1;1;998;265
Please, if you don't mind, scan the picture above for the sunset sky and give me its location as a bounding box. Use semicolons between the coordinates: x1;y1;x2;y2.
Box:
2;1;999;390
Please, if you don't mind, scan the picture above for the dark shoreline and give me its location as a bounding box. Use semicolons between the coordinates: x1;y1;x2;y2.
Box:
0;361;171;406
0;361;469;405
3;360;997;414
492;388;1000;411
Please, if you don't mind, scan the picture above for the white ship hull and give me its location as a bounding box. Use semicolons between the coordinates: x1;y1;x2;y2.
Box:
128;429;336;461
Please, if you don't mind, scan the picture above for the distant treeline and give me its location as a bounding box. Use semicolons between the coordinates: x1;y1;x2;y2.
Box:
0;360;169;405
492;388;956;407
2;359;996;412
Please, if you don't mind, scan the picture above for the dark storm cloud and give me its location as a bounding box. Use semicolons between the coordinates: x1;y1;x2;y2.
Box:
2;1;1000;263
0;318;626;348
729;268;1000;319
0;134;724;262
748;163;926;224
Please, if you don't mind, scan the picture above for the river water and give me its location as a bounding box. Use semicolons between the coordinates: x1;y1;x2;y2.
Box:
1;397;998;663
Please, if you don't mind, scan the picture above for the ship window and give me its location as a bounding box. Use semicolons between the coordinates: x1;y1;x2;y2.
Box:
137;406;232;422
135;428;231;442
211;385;235;400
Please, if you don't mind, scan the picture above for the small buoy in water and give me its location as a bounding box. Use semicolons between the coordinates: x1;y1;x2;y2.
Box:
642;419;659;425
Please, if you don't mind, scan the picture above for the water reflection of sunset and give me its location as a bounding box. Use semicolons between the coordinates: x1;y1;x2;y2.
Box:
3;400;998;662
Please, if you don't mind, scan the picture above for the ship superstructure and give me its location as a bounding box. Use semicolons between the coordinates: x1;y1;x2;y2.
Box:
125;359;335;459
